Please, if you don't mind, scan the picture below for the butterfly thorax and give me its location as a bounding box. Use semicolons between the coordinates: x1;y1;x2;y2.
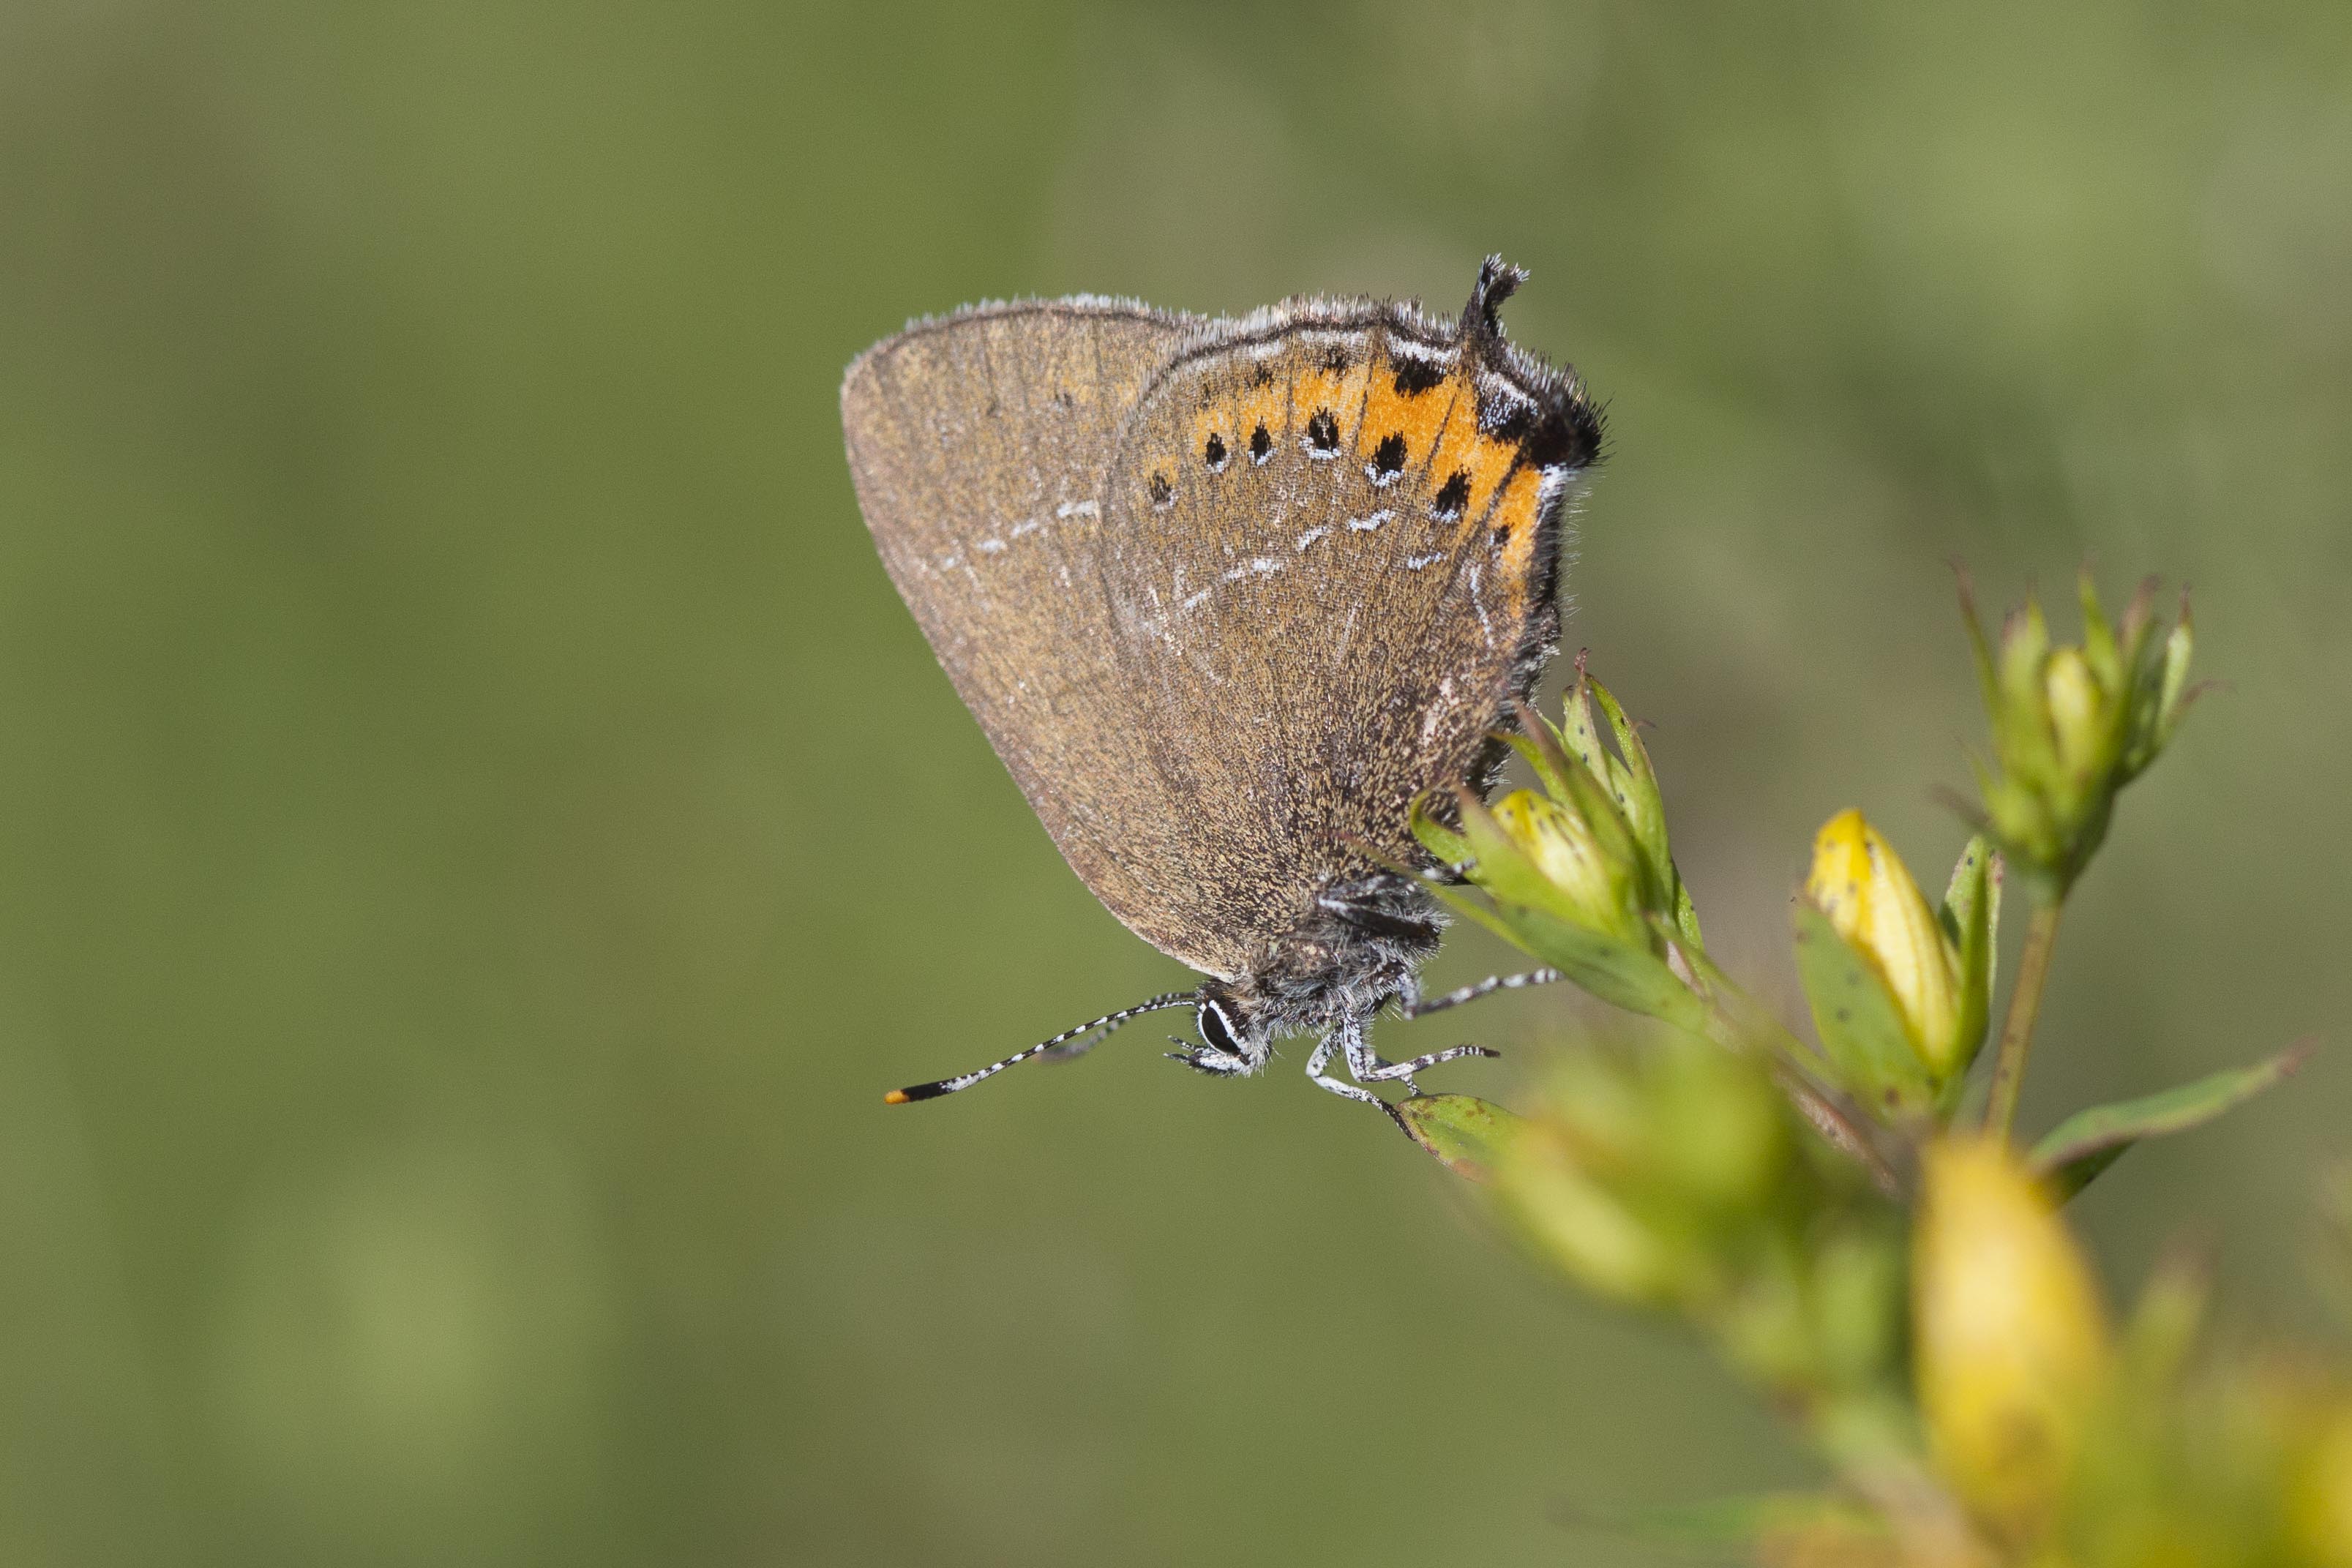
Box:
1199;870;1443;1051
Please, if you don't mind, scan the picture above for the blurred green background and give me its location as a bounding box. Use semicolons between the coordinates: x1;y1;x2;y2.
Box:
4;1;2348;1562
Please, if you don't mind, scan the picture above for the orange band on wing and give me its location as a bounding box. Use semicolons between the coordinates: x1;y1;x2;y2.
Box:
1355;351;1458;468
1490;464;1546;579
1289;355;1371;449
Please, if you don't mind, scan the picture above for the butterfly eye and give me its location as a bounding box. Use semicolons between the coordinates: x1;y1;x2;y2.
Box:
1197;999;1243;1057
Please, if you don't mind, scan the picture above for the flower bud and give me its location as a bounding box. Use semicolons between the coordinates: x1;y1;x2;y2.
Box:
1962;571;2198;895
1806;811;1968;1080
2291;1400;2352;1567
1914;1138;2111;1542
1497;1038;1791;1311
1409;668;1712;1030
1491;787;1646;948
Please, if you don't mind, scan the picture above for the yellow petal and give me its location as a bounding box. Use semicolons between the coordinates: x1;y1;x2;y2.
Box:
1914;1139;2111;1542
1805;811;1967;1074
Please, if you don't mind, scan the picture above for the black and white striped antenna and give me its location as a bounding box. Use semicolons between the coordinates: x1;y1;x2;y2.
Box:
883;992;1194;1104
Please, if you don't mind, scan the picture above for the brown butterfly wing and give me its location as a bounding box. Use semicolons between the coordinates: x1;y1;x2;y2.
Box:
842;298;1235;970
1093;277;1600;971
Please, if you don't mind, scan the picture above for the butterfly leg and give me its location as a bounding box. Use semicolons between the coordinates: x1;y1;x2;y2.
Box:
1396;968;1565;1020
1342;1013;1497;1096
1165;1037;1258;1076
1306;1021;1390;1109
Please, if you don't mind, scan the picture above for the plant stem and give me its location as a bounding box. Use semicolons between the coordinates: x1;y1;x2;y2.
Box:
1984;899;2064;1141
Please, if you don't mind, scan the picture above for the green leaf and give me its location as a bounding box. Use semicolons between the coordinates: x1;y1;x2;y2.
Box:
2030;1043;2314;1201
1790;901;1937;1125
1396;1094;1526;1182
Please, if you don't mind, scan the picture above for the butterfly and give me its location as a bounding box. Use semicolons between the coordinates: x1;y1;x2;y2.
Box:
842;258;1601;1125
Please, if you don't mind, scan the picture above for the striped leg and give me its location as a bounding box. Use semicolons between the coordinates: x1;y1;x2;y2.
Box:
1307;1022;1396;1122
1164;1036;1256;1077
1308;1016;1493;1139
1342;1014;1496;1095
884;993;1193;1105
1396;968;1564;1020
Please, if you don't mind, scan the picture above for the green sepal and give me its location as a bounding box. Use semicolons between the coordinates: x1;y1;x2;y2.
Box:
1938;836;1999;1084
1396;1094;1527;1183
1558;672;1607;778
1500;702;1578;803
1420;878;1710;1031
1407;792;1470;868
2078;570;2122;691
2029;1043;2313;1201
1670;863;1704;953
1790;901;1938;1125
1587;676;1672;888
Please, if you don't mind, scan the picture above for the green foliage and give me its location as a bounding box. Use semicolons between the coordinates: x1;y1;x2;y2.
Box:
2030;1045;2312;1201
1412;610;2341;1565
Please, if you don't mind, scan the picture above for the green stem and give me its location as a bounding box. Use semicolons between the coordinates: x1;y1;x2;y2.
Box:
1810;1397;1985;1568
1983;899;2064;1141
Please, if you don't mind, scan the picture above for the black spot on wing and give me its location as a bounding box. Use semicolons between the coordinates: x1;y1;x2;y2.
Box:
1392;356;1445;397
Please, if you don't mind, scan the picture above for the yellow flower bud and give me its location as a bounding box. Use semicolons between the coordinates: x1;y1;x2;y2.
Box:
2042;645;2112;781
1914;1139;2111;1541
1806;811;1969;1079
2292;1400;2352;1568
1492;787;1644;947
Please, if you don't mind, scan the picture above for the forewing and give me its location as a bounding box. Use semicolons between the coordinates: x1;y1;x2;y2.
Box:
842;299;1237;972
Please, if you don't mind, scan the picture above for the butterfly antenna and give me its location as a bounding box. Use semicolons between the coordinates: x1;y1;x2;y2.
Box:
883;993;1195;1105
